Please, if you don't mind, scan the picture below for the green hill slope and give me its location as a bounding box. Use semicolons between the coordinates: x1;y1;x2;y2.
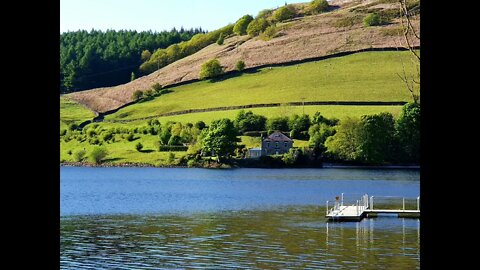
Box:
60;97;96;130
66;0;420;113
105;50;415;122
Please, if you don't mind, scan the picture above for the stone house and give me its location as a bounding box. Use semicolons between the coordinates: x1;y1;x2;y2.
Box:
261;131;293;156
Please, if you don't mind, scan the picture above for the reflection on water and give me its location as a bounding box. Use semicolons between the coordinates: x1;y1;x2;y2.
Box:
61;207;420;269
61;167;420;269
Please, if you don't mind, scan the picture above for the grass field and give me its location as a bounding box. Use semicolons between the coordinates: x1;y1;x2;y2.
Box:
105;51;415;121
60;96;96;130
60;134;186;166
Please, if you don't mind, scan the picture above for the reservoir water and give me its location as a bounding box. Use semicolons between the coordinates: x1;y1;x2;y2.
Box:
61;167;420;269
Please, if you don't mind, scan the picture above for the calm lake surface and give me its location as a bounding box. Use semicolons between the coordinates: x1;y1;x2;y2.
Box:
61;167;420;269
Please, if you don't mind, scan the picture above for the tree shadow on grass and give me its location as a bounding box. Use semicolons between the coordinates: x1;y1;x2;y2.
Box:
139;149;154;153
209;69;261;83
103;157;124;162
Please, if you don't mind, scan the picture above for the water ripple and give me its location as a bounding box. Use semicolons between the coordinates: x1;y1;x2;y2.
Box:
61;207;419;269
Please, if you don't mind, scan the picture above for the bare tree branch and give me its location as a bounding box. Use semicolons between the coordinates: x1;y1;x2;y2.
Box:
396;0;420;103
399;0;420;61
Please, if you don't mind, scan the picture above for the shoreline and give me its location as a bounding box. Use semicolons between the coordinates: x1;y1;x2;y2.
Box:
60;162;188;168
60;162;420;169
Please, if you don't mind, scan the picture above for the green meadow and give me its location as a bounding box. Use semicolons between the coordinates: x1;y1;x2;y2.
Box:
60;133;187;166
60;96;96;130
105;51;415;121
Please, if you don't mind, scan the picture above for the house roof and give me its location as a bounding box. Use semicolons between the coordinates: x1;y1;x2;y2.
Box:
263;132;292;142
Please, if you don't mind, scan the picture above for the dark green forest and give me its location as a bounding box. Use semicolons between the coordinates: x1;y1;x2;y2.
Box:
60;28;204;93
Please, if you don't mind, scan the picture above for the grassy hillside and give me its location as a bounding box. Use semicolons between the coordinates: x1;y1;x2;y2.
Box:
60;97;96;130
105;51;414;122
66;0;419;113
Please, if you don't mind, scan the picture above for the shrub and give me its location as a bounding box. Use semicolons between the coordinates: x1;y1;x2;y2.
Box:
141;49;152;62
67;150;72;155
187;159;199;168
144;89;154;98
266;117;289;132
236;60;246;71
126;133;135;141
168;152;176;164
195;121;206;130
67;123;78;131
89;147;108;164
308;0;329;14
261;25;277;40
86;128;96;137
216;33;224;45
89;138;100;145
282;148;298;166
364;13;382;26
151;83;163;92
159;127;172;145
233;15;254;35
60;129;67;136
247;18;269;37
148;119;161;126
288;114;311;132
312;112;338;126
168;134;182;145
132;90;143;101
135;142;143;151
271;5;296;22
235;110;267;133
73;149;86;162
102;131;114;142
199;59;224;80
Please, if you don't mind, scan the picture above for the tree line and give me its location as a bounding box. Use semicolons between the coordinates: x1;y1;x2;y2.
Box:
198;102;420;165
60;28;204;93
61;103;419;166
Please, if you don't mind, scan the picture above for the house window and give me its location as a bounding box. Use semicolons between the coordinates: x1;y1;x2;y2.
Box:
284;142;288;147
275;142;279;148
267;142;270;148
